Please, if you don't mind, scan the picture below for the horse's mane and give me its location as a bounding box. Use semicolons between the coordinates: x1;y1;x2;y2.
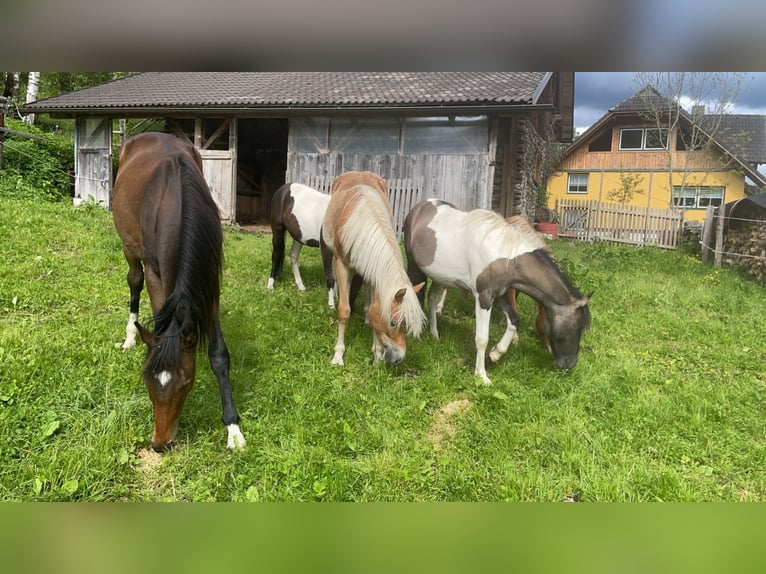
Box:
531;249;591;331
467;209;590;330
146;153;223;373
340;185;424;337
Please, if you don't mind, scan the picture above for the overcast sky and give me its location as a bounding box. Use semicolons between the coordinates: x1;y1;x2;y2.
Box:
573;72;766;135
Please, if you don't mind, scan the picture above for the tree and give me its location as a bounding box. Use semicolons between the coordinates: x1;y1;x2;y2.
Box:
631;72;752;212
607;171;644;204
24;72;40;124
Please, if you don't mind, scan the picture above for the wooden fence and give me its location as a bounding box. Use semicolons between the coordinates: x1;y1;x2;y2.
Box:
555;198;683;249
305;175;423;241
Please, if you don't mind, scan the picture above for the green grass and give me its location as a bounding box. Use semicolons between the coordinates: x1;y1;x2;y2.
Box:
2;197;765;501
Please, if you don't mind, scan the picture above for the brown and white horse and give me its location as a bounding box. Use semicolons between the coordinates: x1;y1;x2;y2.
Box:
113;132;245;452
267;182;335;308
404;199;591;385
320;171;425;366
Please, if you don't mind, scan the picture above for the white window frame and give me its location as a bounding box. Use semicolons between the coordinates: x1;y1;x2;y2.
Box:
672;186;724;209
567;173;589;194
619;128;668;151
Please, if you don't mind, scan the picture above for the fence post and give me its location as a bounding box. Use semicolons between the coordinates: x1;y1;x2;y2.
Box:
0;96;6;170
701;205;714;263
714;205;725;269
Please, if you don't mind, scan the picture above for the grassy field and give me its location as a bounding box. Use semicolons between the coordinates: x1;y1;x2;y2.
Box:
1;197;765;501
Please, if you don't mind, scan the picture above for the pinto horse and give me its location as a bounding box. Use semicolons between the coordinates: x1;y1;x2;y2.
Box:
404;199;591;385
320;171;425;366
112;132;245;452
267;182;335;308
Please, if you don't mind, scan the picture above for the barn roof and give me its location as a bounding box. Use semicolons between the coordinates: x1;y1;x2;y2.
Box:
23;72;554;115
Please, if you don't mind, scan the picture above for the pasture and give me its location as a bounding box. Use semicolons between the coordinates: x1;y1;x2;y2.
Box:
1;198;765;501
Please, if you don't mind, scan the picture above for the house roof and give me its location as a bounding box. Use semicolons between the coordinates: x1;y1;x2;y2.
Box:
610;85;679;115
22;72;553;115
708;115;766;166
568;85;766;188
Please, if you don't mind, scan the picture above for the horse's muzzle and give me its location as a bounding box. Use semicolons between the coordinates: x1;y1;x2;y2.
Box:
554;355;578;370
384;345;405;365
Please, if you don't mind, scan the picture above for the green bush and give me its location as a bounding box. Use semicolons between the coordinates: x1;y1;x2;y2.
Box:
0;118;73;202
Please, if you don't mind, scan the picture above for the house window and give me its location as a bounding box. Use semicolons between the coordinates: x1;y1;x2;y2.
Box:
587;130;612;152
672;186;724;209
567;173;589;194
619;128;668;150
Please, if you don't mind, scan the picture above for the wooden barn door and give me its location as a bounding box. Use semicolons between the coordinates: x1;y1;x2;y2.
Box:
196;118;237;222
75;117;112;207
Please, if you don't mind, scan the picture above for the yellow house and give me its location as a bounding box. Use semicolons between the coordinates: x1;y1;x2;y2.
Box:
546;86;766;223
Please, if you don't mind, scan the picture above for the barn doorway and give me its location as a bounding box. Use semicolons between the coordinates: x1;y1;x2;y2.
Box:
236;118;288;224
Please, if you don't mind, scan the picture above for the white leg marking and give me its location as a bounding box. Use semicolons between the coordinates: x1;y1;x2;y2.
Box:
267;277;275;290
489;317;519;363
327;288;335;309
290;241;305;291
435;288;447;315
226;424;246;450
428;285;445;338
122;312;139;350
474;302;492;385
332;318;346;366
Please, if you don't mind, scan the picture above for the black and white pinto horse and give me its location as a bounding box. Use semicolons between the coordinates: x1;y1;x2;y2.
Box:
268;182;335;308
404;199;591;385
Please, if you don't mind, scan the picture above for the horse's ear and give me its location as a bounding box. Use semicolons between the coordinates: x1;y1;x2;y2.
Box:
394;288;407;303
577;291;594;308
412;282;425;294
136;322;157;347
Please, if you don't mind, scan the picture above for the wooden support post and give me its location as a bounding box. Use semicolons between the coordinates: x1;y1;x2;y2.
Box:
701;205;714;264
714;205;725;269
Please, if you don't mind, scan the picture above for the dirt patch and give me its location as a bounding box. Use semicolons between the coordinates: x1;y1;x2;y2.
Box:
427;398;471;452
136;447;162;471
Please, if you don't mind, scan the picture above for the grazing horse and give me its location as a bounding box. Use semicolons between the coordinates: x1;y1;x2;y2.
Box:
112;132;245;452
267;182;335;308
404;199;591;385
320;171;425;366
428;215;551;352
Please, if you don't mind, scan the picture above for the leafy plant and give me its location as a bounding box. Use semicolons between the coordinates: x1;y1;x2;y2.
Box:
0;118;73;201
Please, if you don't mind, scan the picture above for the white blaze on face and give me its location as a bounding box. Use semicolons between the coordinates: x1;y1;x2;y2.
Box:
156;370;172;388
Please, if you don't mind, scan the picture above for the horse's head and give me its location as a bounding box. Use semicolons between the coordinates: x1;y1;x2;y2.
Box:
136;322;197;452
542;292;592;370
366;283;425;365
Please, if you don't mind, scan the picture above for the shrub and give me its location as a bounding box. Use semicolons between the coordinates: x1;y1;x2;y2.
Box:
0;118;73;201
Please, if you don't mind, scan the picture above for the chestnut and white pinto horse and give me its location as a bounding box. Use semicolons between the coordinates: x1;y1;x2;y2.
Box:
268;182;335;308
321;171;425;366
404;199;591;385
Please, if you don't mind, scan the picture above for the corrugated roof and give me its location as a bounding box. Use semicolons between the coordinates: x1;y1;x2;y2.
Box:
24;72;549;112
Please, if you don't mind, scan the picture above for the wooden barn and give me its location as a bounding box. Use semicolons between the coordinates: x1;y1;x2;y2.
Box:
22;72;574;224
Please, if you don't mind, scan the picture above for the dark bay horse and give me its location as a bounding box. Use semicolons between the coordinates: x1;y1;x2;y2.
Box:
320;171;425;366
404;199;591;385
112;132;245;452
268;182;335;308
